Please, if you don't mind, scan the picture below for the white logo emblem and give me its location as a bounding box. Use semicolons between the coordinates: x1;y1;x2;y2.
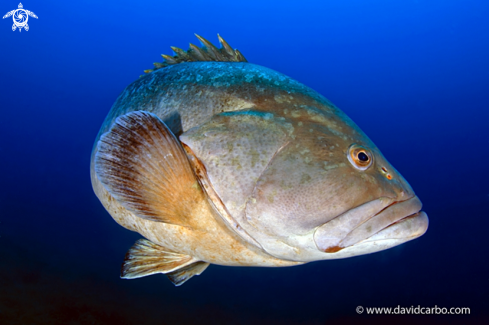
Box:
3;3;37;32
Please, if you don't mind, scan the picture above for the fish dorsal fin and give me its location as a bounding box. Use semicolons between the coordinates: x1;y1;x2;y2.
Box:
94;111;205;226
144;34;247;74
166;261;210;286
121;239;196;279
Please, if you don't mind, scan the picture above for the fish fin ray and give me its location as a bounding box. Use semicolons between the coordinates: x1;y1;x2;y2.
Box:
143;34;247;75
121;239;196;279
166;261;210;286
94;111;205;226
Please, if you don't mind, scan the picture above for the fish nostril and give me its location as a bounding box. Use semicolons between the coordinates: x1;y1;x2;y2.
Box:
381;167;392;180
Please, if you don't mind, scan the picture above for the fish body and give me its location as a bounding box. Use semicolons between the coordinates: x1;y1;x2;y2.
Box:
91;35;428;285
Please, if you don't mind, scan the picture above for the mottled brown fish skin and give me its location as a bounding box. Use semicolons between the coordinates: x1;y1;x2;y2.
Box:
93;62;344;139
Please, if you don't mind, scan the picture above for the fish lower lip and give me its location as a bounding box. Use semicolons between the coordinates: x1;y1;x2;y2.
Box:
361;210;429;245
338;195;422;248
364;200;421;233
315;195;424;253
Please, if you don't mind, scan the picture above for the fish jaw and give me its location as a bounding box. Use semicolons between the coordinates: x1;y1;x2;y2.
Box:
314;195;429;257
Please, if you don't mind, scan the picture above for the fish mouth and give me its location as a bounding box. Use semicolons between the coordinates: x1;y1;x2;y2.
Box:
314;195;428;254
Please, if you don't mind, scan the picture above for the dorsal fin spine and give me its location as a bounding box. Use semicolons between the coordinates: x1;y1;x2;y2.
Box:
188;43;210;61
161;54;177;64
143;34;248;75
170;46;190;60
218;34;235;58
195;34;222;60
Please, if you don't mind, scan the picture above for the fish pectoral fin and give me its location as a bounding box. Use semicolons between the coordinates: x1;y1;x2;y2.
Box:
121;239;196;279
94;111;206;227
166;261;210;286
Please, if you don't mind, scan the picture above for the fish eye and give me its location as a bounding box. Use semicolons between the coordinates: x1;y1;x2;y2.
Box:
347;144;373;170
357;152;368;162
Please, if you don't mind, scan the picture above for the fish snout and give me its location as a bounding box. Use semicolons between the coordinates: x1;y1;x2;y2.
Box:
314;195;428;254
392;171;416;201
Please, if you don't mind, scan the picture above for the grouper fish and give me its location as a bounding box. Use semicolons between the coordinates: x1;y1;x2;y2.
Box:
91;34;428;286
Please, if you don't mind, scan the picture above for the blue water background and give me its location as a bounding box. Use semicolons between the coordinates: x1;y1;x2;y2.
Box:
1;0;488;323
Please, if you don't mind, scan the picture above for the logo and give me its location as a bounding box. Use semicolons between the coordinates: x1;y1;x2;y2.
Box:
3;3;37;32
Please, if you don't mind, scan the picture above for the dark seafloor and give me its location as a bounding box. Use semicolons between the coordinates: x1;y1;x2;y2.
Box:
0;0;488;324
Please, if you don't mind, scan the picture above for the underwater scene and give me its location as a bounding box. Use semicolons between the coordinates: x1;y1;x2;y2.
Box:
1;0;488;324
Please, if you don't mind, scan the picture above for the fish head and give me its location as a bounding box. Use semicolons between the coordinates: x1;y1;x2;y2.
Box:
241;105;428;261
181;101;428;262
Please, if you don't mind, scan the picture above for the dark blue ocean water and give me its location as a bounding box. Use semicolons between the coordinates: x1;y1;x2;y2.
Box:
1;0;488;324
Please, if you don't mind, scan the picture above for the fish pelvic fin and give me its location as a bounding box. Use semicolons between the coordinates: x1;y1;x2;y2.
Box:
166;261;210;286
121;239;197;279
94;111;206;227
144;34;247;75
